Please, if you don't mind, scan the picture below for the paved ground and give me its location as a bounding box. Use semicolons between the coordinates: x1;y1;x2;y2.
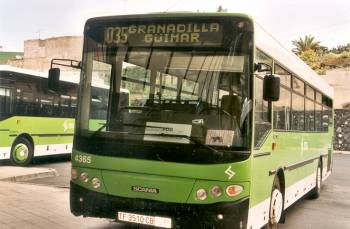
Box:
29;155;71;188
1;154;349;228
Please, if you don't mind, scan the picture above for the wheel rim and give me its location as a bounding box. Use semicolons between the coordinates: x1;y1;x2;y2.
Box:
317;167;321;190
13;143;29;163
270;189;283;224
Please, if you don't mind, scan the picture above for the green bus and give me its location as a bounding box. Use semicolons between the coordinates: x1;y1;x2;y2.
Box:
53;13;333;228
0;65;77;165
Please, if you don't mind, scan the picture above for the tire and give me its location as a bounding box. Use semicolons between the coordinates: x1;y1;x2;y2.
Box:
309;160;322;199
264;176;284;229
10;137;34;166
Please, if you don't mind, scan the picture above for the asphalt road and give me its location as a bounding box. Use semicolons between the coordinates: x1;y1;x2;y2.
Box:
25;153;350;228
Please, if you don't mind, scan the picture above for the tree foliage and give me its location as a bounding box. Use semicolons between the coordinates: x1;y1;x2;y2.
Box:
329;43;350;54
216;5;228;12
292;35;324;55
292;35;350;74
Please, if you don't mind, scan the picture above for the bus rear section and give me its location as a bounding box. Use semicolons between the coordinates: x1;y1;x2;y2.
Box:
70;14;255;228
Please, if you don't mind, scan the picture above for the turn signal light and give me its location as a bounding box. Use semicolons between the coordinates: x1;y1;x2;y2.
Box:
226;185;243;197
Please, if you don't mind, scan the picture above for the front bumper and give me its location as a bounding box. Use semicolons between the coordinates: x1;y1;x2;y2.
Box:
70;182;249;228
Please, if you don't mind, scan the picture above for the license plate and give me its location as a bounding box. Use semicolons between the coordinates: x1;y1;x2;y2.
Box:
117;211;172;228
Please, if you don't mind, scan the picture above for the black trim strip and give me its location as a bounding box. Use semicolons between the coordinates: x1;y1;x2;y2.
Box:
284;156;319;171
253;152;271;158
9;134;17;137
0;129;10;131
31;133;74;137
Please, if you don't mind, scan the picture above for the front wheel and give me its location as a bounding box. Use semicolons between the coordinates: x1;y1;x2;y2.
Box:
264;177;284;229
10;137;34;166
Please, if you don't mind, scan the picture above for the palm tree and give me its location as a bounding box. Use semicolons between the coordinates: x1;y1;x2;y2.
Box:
217;5;228;12
292;35;321;55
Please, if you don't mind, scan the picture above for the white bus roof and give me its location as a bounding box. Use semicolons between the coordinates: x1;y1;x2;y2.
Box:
254;23;334;99
0;65;79;84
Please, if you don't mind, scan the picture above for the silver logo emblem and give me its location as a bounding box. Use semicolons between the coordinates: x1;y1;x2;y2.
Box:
225;165;235;180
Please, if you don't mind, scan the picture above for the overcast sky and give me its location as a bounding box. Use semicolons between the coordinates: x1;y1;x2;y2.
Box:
0;0;349;52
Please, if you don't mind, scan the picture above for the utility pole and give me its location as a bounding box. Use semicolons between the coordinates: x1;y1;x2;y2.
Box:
37;29;41;39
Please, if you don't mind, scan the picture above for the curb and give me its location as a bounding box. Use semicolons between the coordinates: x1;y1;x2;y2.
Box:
0;168;59;182
333;151;350;155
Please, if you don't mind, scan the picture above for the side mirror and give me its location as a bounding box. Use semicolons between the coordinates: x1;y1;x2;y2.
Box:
48;68;60;92
263;74;280;101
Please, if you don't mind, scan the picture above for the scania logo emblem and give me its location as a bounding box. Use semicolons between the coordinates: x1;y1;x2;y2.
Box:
132;186;159;194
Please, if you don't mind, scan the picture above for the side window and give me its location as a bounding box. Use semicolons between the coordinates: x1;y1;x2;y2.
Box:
15;81;38;116
291;92;305;131
254;76;271;147
254;49;272;147
0;87;13;114
273;64;291;130
274;64;291;87
60;95;71;118
292;77;304;94
322;96;332;132
315;91;323;131
291;76;305;131
40;94;54;117
273;87;291;130
305;86;315;131
305;99;315;131
322;106;331;132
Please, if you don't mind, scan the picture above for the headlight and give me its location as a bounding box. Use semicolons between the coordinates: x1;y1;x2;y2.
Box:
91;177;101;189
80;172;89;183
196;188;207;200
71;168;78;180
226;185;243;197
211;186;222;198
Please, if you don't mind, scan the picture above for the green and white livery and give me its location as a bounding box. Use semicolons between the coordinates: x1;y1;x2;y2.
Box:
60;13;333;229
0;65;77;165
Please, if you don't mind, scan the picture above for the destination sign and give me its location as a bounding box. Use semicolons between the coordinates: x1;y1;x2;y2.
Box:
104;22;223;47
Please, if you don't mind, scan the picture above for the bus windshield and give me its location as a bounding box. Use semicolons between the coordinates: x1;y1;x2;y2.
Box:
76;17;253;164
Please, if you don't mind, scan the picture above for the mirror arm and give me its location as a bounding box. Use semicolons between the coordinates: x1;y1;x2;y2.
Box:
254;62;272;74
50;58;81;69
